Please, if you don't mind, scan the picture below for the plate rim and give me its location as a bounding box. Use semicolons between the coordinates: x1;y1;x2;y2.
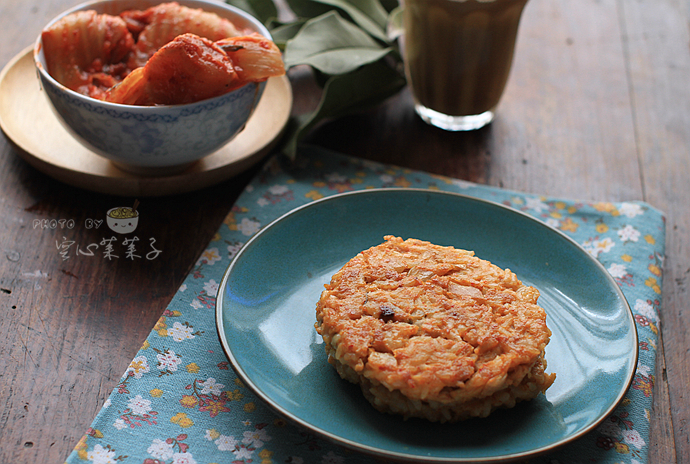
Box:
215;187;639;463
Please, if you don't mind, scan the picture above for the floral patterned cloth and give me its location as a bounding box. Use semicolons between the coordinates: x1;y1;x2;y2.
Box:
65;146;666;464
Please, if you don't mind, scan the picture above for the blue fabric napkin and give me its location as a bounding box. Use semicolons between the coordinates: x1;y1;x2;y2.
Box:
65;146;666;464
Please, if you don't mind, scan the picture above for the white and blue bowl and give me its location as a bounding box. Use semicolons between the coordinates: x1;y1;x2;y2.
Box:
34;0;272;175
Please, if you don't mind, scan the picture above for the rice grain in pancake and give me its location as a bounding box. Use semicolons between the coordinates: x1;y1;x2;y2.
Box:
315;236;556;422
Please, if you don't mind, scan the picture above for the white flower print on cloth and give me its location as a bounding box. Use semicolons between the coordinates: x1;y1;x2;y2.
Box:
145;434;195;462
544;217;560;229
214;434;238;451
622;429;646;449
637;364;652;377
190;278;218;311
257;184;294;206
595;238;615;253
448;178;474;189
325;172;347;184
379;173;394;184
118;356;151;395
86;444;117;464
269;184;290;196
238;217;261;236
233;446;254;460
115;394;159;429
124;355;150;379
198;378;224;396
607;263;628;279
227;241;244;259
634;299;659;324
155;348;182;375
242;427;271;448
619;202;645;218
127;395;152;416
203;279;219;295
525;196;549;212
168;321;196;342
618;225;641;242
583;237;615;257
171;452;197;464
148;438;175;460
113;418;127;430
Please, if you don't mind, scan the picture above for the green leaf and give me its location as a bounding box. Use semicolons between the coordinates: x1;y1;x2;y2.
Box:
311;0;388;41
313;60;405;119
270;20;307;49
288;47;392;74
284;11;390;74
225;0;277;24
344;0;390;27
386;5;403;40
282;60;406;157
284;0;334;19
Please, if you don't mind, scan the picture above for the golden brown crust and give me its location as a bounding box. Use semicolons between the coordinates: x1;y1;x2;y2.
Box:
315;236;555;422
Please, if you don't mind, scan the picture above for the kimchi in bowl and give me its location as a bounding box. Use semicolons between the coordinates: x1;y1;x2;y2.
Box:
33;0;281;175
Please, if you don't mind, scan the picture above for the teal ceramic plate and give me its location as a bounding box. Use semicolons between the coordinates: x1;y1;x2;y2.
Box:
216;189;637;463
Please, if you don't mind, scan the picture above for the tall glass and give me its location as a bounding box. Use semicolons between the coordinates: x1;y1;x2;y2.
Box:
402;0;529;131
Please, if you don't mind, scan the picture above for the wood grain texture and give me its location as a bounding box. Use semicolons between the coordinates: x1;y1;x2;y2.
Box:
618;0;690;461
0;0;688;462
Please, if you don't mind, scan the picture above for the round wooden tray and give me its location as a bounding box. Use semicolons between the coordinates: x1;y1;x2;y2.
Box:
0;47;293;197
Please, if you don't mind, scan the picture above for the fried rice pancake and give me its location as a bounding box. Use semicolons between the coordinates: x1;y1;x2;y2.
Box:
315;236;556;422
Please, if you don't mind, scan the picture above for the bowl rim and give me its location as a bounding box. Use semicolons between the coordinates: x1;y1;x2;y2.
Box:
107;206;141;218
33;0;273;111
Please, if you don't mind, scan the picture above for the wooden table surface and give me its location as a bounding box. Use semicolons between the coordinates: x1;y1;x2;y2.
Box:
0;0;687;462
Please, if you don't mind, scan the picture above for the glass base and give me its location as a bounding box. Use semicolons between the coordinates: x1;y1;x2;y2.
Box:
414;104;495;131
